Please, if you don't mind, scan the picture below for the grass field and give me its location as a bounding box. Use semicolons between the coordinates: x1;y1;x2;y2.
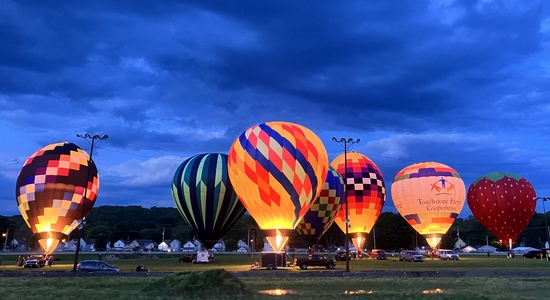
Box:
1;253;549;299
1;252;549;273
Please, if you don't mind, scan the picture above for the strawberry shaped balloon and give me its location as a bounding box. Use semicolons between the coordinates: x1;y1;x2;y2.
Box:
467;172;536;249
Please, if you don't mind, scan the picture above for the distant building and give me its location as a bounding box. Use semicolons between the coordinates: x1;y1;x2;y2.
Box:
237;239;250;252
454;238;467;250
114;240;128;251
212;240;225;252
182;241;196;252
10;238;28;251
475;245;497;253
145;242;158;251
170;239;181;252
158;241;170;252
129;239;153;251
461;245;477;253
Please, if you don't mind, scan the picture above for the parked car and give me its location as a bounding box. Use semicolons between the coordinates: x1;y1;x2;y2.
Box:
76;260;120;272
370;249;387;260
179;253;197;262
437;249;459;260
294;254;336;270
24;255;46;268
523;250;546;259
335;250;357;261
399;250;424;262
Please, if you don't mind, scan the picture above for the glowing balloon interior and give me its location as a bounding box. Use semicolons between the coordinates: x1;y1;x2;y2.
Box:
331;152;386;248
171;153;246;249
391;162;465;248
467;171;536;249
296;166;344;245
15;142;99;254
228;121;328;252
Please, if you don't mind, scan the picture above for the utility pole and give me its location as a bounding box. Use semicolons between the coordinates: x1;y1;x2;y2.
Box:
332;137;360;273
2;228;8;251
72;133;108;272
373;228;376;249
536;197;550;247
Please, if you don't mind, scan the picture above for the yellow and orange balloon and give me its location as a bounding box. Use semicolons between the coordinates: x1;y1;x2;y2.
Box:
391;162;465;248
228;121;328;251
331;152;386;253
15;142;99;254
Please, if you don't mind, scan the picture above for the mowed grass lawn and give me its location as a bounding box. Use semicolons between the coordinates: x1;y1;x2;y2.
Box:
1;253;550;299
1;252;549;272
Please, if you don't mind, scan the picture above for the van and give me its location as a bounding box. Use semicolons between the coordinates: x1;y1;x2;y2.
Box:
437;249;459;260
399;250;424;262
370;249;387;260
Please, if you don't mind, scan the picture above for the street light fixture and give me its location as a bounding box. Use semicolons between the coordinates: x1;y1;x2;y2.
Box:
332;137;360;273
72;133;108;272
2;229;7;252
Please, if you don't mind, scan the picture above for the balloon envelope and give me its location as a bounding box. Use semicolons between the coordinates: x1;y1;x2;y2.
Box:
296;166;344;245
467;171;536;249
227;121;328;251
391;162;465;248
171;153;246;249
331;152;386;251
15;142;99;254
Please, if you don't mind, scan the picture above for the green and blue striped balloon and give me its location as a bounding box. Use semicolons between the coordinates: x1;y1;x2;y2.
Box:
171;153;246;249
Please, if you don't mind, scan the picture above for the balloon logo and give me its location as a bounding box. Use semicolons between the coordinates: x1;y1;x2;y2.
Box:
296;166;344;246
391;162;465;248
467;171;536;249
331;152;386;253
171;153;246;249
15;142;99;254
228;121;328;251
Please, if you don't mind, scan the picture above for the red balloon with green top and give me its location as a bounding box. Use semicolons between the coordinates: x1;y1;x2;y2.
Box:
467;172;537;249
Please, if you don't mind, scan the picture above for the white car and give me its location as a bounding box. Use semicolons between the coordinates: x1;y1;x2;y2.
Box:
437;249;459;260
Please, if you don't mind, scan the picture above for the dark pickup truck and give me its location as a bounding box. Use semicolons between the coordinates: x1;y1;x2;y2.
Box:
294;254;336;270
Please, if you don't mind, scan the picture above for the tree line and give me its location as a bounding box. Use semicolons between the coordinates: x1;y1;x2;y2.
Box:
1;205;549;251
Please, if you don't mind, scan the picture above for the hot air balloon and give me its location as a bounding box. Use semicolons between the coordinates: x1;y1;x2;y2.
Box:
296;166;344;246
331;152;386;255
171;153;246;250
15;142;99;254
467;171;536;249
228;121;328;252
391;162;465;249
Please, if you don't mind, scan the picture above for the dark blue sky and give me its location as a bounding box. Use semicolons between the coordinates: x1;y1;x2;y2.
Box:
1;0;549;218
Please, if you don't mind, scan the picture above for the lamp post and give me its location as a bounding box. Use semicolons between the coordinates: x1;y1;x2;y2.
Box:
332;137;360;273
72;133;108;272
2;229;8;251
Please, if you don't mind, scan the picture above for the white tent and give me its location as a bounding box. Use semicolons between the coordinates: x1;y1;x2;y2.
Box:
511;246;540;254
461;245;477;253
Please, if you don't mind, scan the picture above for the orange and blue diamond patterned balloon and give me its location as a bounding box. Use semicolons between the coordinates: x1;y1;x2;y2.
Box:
15;142;99;254
171;153;246;249
331;152;386;252
227;121;328;251
296;166;344;245
391;162;466;248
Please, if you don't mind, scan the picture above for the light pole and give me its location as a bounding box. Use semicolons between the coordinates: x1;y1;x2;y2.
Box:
332;137;360;273
2;229;8;251
536;197;550;246
72;133;108;272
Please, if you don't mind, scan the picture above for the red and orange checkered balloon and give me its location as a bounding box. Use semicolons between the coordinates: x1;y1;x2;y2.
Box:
15;142;99;254
331;152;386;250
391;162;465;248
227;122;328;235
